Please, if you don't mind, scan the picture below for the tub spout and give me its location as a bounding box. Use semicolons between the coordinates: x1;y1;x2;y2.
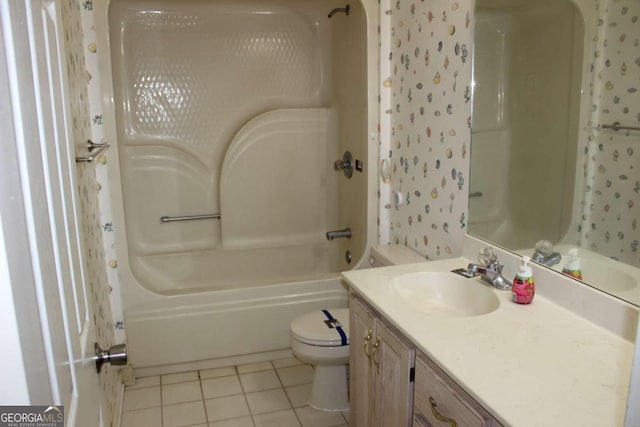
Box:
326;228;352;241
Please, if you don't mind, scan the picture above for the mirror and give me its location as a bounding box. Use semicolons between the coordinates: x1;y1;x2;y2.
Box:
469;0;640;306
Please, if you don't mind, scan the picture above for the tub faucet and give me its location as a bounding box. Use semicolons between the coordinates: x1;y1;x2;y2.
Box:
326;228;351;241
467;261;512;290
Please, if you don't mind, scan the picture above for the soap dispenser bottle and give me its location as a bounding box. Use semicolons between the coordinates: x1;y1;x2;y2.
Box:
512;256;535;304
562;248;583;280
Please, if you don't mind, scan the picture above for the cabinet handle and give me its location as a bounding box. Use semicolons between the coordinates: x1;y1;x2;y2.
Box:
363;329;373;366
371;337;381;374
429;397;458;427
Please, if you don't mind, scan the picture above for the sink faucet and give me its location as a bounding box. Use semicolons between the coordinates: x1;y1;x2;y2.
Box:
467;261;512;290
531;251;562;267
531;240;561;267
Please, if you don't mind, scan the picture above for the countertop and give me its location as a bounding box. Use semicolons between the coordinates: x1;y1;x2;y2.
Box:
342;257;635;427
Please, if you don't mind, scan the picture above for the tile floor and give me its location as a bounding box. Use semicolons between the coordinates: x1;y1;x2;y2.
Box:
120;357;350;427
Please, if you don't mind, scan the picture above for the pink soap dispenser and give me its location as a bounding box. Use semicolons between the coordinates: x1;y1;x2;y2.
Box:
512;256;535;304
562;248;583;280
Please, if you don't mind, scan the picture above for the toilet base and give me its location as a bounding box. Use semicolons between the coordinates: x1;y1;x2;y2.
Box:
308;364;349;412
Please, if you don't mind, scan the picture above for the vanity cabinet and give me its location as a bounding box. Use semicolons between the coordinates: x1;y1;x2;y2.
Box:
350;294;415;427
350;292;503;427
413;355;503;427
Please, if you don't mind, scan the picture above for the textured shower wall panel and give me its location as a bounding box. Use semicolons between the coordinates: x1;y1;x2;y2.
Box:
119;145;219;254
469;12;509;227
221;109;330;248
109;0;326;254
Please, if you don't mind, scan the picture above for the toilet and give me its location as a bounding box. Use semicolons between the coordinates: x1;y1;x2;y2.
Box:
289;308;350;412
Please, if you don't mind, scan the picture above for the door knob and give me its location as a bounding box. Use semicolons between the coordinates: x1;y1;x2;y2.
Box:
95;342;127;373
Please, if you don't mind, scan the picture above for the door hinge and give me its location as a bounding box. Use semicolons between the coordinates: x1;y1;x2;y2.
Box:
409;367;415;382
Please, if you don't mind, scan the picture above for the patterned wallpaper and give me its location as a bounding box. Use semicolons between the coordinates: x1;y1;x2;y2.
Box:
582;0;640;266
61;0;121;426
385;0;473;259
79;0;125;344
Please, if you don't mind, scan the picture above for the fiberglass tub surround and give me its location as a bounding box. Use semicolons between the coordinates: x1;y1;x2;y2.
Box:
103;0;373;368
109;0;368;293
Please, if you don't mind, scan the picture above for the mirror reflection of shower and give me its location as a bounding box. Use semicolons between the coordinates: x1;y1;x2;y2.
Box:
469;0;584;250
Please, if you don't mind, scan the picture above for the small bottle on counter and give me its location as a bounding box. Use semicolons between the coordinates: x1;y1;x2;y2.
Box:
512;256;535;304
562;248;583;280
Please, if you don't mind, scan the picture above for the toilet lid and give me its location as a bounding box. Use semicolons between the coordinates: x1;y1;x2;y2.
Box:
290;308;350;347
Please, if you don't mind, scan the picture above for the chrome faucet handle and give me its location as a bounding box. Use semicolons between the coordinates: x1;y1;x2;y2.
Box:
492;261;504;273
478;247;498;266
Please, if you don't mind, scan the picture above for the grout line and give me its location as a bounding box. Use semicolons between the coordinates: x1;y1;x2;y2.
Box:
234;364;257;426
272;360;304;426
197;370;209;424
159;381;164;427
137;361;340;427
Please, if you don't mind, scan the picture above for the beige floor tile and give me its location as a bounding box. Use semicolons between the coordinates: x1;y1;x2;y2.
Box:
126;376;160;390
277;365;315;387
272;357;303;369
162;401;207;427
122;386;161;411
240;370;281;393
200;366;237;379
253;409;301;427
205;394;250;421
285;384;311;408
162;371;199;385
209;417;254;427
245;389;291;414
162;380;203;405
295;406;345;427
237;362;273;374
120;407;161;427
340;409;349;424
202;375;243;399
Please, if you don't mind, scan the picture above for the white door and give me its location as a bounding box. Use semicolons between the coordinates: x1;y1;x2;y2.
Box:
1;1;101;426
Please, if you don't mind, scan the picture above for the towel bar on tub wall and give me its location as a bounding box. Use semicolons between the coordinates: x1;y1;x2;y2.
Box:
76;140;110;163
160;213;221;223
598;122;640;132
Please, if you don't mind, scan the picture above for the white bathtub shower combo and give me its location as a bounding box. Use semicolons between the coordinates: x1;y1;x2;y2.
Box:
97;0;379;370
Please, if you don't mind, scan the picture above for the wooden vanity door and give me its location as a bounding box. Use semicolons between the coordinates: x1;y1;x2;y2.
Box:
350;294;415;427
371;319;415;427
350;295;376;427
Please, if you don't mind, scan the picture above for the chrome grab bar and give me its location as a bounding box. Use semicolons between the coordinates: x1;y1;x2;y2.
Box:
599;122;640;132
76;140;110;163
161;213;221;223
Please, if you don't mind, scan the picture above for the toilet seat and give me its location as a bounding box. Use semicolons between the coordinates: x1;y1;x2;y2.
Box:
290;308;350;347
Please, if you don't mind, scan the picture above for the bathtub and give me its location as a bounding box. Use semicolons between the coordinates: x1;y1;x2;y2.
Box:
96;0;379;369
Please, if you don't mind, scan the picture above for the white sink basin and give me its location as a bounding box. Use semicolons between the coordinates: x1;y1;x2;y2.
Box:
389;272;500;317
